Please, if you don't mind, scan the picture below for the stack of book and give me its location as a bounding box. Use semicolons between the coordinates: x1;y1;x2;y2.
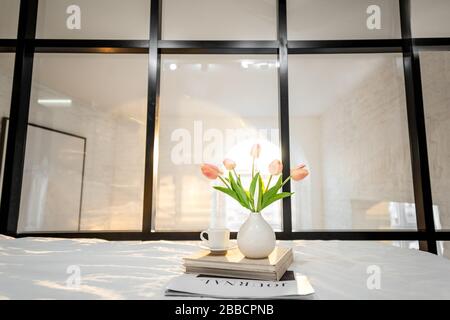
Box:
183;247;293;281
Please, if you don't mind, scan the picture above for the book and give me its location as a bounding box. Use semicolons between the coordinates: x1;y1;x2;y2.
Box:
165;271;315;299
183;247;293;281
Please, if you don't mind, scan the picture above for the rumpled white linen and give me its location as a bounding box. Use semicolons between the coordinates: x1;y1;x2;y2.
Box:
0;236;449;300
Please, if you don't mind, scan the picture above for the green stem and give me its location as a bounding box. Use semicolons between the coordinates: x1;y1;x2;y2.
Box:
251;158;255;179
281;176;291;188
218;175;230;189
233;169;239;180
249;199;255;212
265;175;273;193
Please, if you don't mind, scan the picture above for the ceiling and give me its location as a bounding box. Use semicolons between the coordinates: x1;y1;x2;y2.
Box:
30;53;148;119
0;0;20;38
160;53;403;118
7;53;405;121
1;0;449;122
287;0;401;40
288;53;404;116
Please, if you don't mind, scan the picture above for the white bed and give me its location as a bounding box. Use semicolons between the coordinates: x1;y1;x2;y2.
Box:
1;234;450;300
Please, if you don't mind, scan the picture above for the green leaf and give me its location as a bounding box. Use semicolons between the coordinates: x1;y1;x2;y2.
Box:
248;173;259;210
261;192;294;211
257;175;265;212
236;174;243;187
263;175;283;203
228;172;251;210
213;186;249;209
213;186;239;201
236;175;253;210
236;174;251;205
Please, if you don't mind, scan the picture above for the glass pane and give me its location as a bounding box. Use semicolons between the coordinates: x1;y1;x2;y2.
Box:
36;0;150;39
420;51;450;230
0;53;15;202
156;54;280;231
0;0;20;38
438;241;450;260
162;0;277;40
380;240;419;250
411;0;450;38
287;0;401;40
18;53;148;232
289;53;416;230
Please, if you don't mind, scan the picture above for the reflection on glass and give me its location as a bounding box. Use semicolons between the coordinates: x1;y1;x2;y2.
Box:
380;240;419;251
0;53;15;204
18;53;148;232
420;51;450;230
0;0;20;38
287;0;401;40
36;0;150;39
438;242;449;260
0;54;14;125
156;55;280;231
162;0;277;40
288;53;416;230
411;0;450;38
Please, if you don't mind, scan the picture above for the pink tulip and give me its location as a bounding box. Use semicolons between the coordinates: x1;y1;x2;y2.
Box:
201;163;223;180
268;160;283;175
250;143;261;159
223;158;236;170
291;164;309;181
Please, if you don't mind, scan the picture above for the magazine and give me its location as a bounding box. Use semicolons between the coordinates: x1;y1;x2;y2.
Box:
165;271;315;299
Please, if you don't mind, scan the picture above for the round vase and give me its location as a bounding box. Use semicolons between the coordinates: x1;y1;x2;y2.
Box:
237;212;276;259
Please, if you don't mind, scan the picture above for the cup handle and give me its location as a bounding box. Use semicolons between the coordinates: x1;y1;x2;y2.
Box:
200;230;208;242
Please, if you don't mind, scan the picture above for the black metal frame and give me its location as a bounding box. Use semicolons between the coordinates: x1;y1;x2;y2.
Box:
0;0;449;253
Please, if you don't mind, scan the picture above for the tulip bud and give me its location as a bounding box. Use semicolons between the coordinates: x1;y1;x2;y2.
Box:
250;143;261;159
291;164;309;181
268;159;283;175
223;158;236;170
200;163;223;180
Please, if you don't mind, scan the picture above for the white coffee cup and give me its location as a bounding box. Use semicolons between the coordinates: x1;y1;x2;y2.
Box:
200;228;230;249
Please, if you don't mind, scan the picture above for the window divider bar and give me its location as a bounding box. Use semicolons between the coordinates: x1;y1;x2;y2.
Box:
399;0;437;254
0;0;38;235
11;38;449;54
142;0;162;233
0;39;17;52
277;0;292;236
288;39;403;54
413;37;450;51
14;231;447;241
31;39;149;53
158;40;279;54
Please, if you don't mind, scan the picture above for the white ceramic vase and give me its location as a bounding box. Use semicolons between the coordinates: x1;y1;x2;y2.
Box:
237;212;276;259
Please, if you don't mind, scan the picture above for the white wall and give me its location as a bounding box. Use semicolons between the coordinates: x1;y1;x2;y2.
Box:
320;57;414;229
0;54;15;201
421;52;450;258
17;54;147;232
22;86;146;231
289;54;415;230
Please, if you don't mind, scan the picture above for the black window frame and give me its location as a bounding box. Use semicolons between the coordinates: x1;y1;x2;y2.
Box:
0;0;449;253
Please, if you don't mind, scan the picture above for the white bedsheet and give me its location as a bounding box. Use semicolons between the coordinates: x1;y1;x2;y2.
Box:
1;235;449;300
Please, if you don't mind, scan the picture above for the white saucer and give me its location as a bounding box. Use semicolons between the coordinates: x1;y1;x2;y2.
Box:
200;243;237;254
